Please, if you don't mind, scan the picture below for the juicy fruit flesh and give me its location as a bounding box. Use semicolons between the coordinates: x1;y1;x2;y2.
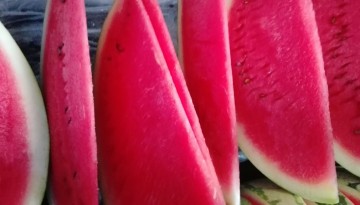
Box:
229;0;334;181
312;0;360;176
179;0;239;204
41;0;98;204
0;50;29;204
141;0;217;178
94;0;224;204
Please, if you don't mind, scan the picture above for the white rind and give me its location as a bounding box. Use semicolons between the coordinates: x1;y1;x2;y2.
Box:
237;123;338;204
241;179;306;205
0;22;49;205
335;141;360;178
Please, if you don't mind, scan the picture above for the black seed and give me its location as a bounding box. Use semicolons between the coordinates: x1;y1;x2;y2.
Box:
73;171;77;179
68;117;72;125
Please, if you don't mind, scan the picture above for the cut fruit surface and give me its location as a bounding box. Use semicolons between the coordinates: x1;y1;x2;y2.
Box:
241;179;306;205
178;0;239;204
141;0;218;180
228;0;338;203
94;0;224;204
0;22;49;205
312;0;360;178
41;0;98;204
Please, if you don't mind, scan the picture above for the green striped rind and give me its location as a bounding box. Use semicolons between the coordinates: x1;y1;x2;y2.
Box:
305;193;354;205
241;179;306;205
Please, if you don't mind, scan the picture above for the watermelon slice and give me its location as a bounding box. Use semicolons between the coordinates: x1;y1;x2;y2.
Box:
94;0;224;204
41;0;98;204
0;22;49;204
337;170;360;205
312;0;360;178
140;0;218;180
228;0;338;203
178;0;239;204
240;179;306;205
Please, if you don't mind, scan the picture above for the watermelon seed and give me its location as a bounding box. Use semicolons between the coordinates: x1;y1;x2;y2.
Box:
353;129;360;135
57;43;65;59
61;0;66;3
243;78;251;84
115;43;125;53
64;106;68;113
68;117;72;125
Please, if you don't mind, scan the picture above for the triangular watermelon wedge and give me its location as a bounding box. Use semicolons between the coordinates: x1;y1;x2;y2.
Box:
0;22;49;204
140;0;218;181
228;0;338;203
312;0;360;178
94;0;224;204
41;0;98;204
178;0;240;204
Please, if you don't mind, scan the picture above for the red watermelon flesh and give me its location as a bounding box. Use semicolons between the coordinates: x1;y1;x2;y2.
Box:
0;22;49;204
178;0;239;204
312;0;360;178
140;0;217;180
94;0;224;204
41;0;98;204
228;0;337;203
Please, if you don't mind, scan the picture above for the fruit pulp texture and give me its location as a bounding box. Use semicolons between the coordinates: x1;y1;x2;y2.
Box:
42;0;98;204
0;49;29;204
228;0;334;182
312;0;360;160
94;0;224;204
141;0;216;175
180;0;238;190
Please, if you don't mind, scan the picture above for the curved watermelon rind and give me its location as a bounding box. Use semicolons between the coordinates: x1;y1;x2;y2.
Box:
0;22;49;205
241;179;307;205
237;124;338;204
334;141;360;178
